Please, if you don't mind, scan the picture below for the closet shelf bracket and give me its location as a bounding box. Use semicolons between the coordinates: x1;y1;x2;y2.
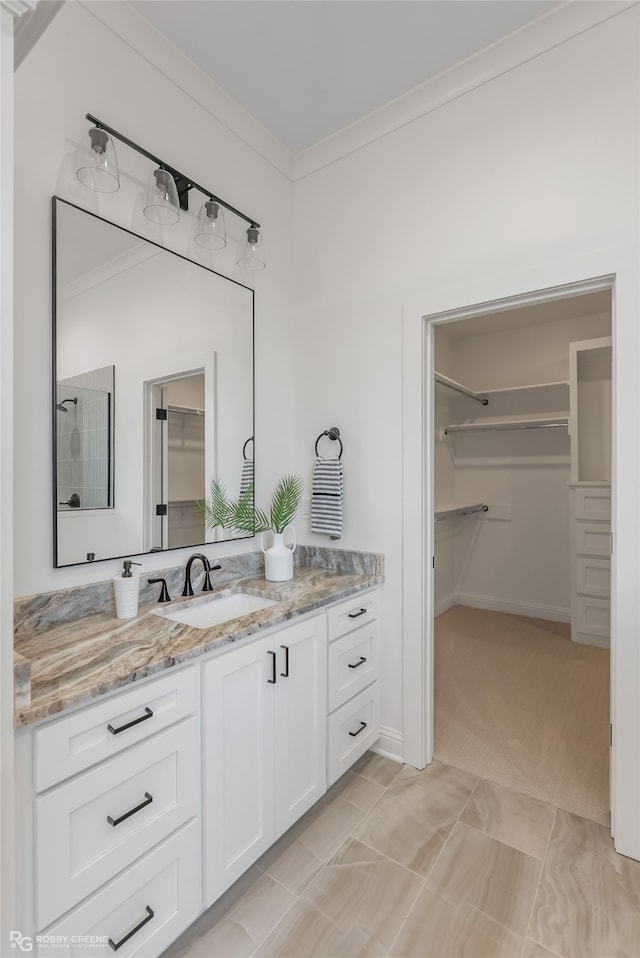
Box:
435;371;488;405
435;504;488;522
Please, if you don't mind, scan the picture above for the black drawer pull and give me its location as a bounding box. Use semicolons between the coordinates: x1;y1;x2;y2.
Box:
348;608;367;619
280;644;290;678
107;792;153;827
349;721;368;738
267;650;277;684
108;706;153;735
109;906;154;951
348;656;367;670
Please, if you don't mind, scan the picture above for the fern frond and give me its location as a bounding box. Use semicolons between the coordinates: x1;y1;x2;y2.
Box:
269;473;304;533
197;477;232;530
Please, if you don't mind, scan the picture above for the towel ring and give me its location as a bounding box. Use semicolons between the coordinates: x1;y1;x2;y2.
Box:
243;436;254;461
315;427;343;459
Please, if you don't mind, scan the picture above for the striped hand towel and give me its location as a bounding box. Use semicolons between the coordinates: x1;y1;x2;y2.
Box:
311;457;343;539
239;459;254;499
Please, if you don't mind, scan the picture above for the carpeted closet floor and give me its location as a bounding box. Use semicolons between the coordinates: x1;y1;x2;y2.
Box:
434;605;610;826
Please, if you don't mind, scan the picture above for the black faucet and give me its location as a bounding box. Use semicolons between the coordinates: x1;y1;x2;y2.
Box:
182;553;221;597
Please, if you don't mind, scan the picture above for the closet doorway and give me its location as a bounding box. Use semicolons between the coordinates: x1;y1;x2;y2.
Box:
431;289;612;826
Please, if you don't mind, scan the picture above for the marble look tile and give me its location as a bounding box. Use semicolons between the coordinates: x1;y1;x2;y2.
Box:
256;772;384;895
351;750;403;787
429;823;540;934
15;566;383;727
353;760;477;876
13;652;31;709
162;866;295;958
460;778;556;859
523;939;565;958
529;809;640;958
391;822;540;957
256;838;422;957
389;885;524;958
296;546;384;577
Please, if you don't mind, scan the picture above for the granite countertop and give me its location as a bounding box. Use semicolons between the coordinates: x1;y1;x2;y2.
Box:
14;565;383;728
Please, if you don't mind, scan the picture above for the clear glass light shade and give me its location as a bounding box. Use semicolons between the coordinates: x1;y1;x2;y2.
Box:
76;127;120;193
143;168;180;225
237;226;266;271
194;200;227;250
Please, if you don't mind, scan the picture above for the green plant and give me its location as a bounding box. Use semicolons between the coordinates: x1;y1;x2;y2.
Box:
198;474;303;536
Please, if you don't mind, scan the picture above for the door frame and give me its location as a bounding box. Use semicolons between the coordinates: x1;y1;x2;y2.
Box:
402;250;640;859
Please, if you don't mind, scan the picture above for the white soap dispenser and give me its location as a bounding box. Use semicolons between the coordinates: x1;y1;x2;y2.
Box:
113;559;141;619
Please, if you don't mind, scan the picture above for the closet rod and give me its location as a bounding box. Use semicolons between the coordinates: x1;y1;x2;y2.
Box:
434;372;488;405
444;417;569;435
435;504;488;522
167;404;205;417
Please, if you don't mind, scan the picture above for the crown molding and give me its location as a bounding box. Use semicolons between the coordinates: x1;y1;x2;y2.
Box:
77;0;294;182
294;0;638;181
1;0;37;17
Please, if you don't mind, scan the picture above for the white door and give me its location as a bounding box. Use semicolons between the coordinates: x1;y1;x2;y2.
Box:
203;636;276;906
274;617;327;836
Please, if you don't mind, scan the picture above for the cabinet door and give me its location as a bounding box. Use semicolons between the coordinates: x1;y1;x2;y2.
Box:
203;636;276;906
274;616;327;837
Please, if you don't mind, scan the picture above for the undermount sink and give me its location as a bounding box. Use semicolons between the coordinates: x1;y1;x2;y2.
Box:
153;590;279;630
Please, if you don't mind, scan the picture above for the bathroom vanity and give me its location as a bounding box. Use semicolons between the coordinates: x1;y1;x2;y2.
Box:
14;559;383;957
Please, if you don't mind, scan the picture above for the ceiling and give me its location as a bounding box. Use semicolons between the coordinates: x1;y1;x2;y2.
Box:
130;0;562;155
441;289;612;339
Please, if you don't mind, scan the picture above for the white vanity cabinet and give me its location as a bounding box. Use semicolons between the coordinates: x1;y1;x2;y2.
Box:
203;613;327;906
326;591;381;785
16;584;381;957
16;666;202;957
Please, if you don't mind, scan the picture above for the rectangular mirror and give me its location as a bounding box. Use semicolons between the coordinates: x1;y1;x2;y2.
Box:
53;197;255;567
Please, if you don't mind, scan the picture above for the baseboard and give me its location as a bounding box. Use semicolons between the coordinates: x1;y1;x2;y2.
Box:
435;592;457;617
371;725;404;764
456;592;571;623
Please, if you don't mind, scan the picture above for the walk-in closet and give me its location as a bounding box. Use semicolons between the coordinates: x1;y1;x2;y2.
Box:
433;289;612;825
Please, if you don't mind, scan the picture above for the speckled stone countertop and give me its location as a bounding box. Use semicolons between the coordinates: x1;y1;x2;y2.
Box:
14;562;383;728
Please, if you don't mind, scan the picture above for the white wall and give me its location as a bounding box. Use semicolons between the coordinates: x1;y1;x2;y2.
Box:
14;1;294;595
292;8;639;745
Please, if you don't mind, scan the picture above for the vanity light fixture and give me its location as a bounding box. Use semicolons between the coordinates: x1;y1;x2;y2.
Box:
237;226;266;271
76;114;263;268
194;199;227;250
76;125;120;193
143;167;181;226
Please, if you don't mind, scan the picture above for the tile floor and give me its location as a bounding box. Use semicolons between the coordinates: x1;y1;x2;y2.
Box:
163;753;640;958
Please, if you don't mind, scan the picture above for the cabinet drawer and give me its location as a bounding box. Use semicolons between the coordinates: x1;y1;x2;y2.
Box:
37;820;201;958
574;595;610;638
575;521;611;558
35;666;198;792
575;556;611;598
573;487;611;521
328;622;379;712
36;717;199;930
327;684;380;786
327;591;379;642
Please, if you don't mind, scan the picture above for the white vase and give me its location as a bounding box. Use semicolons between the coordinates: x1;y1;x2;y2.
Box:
261;526;296;581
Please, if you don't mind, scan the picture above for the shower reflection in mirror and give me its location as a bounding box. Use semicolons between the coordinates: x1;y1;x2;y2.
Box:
55;365;114;512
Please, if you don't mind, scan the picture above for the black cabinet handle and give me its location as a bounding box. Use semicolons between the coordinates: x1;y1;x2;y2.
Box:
107;792;153;827
280;644;290;678
348;656;367;670
107;706;153;735
348;608;367;620
349;721;368;738
109;906;154;951
267;650;277;684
